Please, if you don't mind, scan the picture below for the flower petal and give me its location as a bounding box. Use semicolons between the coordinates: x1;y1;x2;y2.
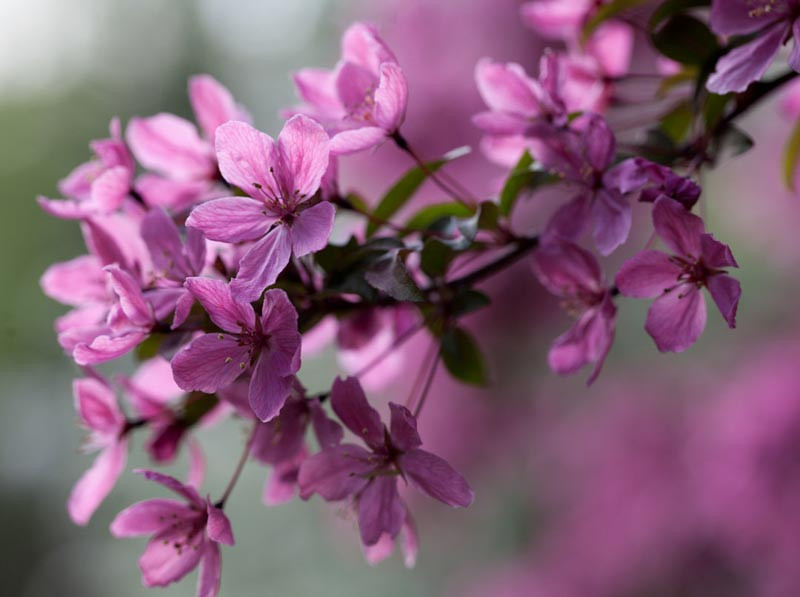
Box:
127;114;215;180
186;196;276;243
475;58;541;115
189;74;249;146
330;376;384;449
171;333;250;393
652;196;704;257
707;274;741;329
249;352;294;422
700;233;739;269
532;239;604;298
205;502;234;546
374;62;408;132
214;121;277;193
230;225;292;303
259;289;301;375
645;285;707;353
110;498;193;537
136;469;203;504
73;377;124;433
68;440;127;525
197;541;222;597
707;22;787;94
398;449;474;507
105;264;153;327
357;476;404;546
73;330;147;365
276;114;330;200
330;126;387;155
139;526;205;588
184;277;255;333
615;250;681;298
388;403;422;452
290;202;335;257
297;443;373;501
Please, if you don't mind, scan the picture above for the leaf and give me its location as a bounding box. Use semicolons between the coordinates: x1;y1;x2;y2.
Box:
364;252;425;302
660;101;693;143
657;66;698;97
716;125;753;157
651;14;719;65
135;333;165;361
449;289;491;318
429;208;481;250
404;202;474;232
649;0;710;31
366;146;471;237
420;239;455;279
582;0;649;41
477;200;500;230
440;327;487;386
784;119;800;192
498;152;560;216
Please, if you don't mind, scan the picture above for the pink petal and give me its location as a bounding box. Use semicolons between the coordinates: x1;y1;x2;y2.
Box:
90;166;130;213
645;285;707;353
520;0;590;39
532;239;604;298
707;22;787;94
171;333;250;393
706;274;741;329
73;377;124;433
652;196;704;258
137;469;203;504
127;114;215;180
184;277;255;333
471;111;528;136
249;352;294;422
388;403;421;452
700;233;739;269
262;449;306;506
141;208;187;275
290;201;335;258
251;401;307;464
309;401;344;448
546;192;592;242
230;224;292;303
276;114;330;200
357;476;404;546
186;440;206;489
186;196;275;243
134;174;211;212
139;526;205;587
110;498;193;537
615;250;681;298
205;502;234;545
401;514;419;569
790;22;800;72
197;541;222;597
336;62;378;115
297;443;373;500
710;0;787;36
259;289;301;375
105;264;153;327
40;255;106;306
591;189;631;256
475;58;541;116
172;290;195;329
330;126;387;155
398;448;474;507
214;121;278;195
363;533;395;566
73;330;147;365
330;376;384;449
374;62;408;132
341;22;396;72
36;196;90;220
68;440;127;525
581;114;616;172
189;74;249;146
292;68;343;116
586;21;634;78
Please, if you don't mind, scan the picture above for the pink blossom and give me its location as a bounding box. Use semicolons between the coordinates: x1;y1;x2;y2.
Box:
707;0;800;93
288;22;408;155
110;470;234;596
605;157;701;209
533;239;616;384
520;0;596;41
38;118;134;219
615;197;741;352
170;278;301;421
186;115;332;303
68;376;128;525
298;377;473;548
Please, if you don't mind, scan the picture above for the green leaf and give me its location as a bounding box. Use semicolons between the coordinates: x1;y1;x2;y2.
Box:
449;289;491;318
366;145;470;237
651;14;719;65
649;0;710;30
716;124;753;157
364;252;425;302
135;333;166;361
499;152;560;216
477;200;500;230
660;101;694;143
404;202;474;232
420;239;455;279
440;327;487;386
181;393;219;426
784;119;800;192
583;0;649;41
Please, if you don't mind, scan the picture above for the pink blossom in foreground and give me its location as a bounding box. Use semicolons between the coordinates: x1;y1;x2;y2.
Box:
707;0;800;93
532;239;616;384
38;118;134;219
128;75;251;211
110;470;234;597
288;22;408;155
298;377;473;549
68;377;128;525
186;116;332;303
615;197;741;353
171;278;301;421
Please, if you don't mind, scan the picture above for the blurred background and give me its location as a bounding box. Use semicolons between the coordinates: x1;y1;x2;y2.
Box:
3;0;800;595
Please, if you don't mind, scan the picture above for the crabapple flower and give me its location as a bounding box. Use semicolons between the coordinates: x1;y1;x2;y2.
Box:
68;377;128;525
298;377;474;548
605;157;701;209
128;75;251;210
615;196;741;353
707;0;800;93
289;22;408;155
520;0;596;41
110;470;234;596
186;116;332;303
540;113;634;255
141;207;207;328
171;278;301;422
38;118;134;219
363;512;419;569
532;239;616;384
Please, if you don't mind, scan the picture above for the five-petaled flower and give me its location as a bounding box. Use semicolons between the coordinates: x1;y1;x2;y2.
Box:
615;196;742;353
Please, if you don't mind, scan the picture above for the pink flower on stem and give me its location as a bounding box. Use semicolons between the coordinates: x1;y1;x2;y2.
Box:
186;115;332;303
605;157;701;209
110;470;234;597
171;278;301;422
532;239;616;384
289;22;408;155
707;0;800;94
616;196;741;352
68;377;128;525
38;118;134;219
141;207;207;329
128;75;251;210
298;377;473;551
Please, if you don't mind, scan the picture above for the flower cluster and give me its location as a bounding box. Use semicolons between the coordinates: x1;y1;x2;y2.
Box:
37;1;798;593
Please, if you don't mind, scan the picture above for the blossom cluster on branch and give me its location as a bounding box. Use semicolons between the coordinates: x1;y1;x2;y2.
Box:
37;1;799;594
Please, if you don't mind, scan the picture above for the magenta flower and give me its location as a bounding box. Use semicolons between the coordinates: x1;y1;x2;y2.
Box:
707;0;800;93
520;0;596;41
186;115;332;303
140;207;207;329
298;377;474;547
605;157;701;209
540;113;632;255
110;470;234;596
171;278;301;421
38;118;134;220
616;197;741;352
532;239;616;384
68;377;128;525
289;22;408;155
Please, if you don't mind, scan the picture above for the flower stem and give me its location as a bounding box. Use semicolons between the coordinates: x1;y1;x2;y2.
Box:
412;344;441;419
215;421;258;509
